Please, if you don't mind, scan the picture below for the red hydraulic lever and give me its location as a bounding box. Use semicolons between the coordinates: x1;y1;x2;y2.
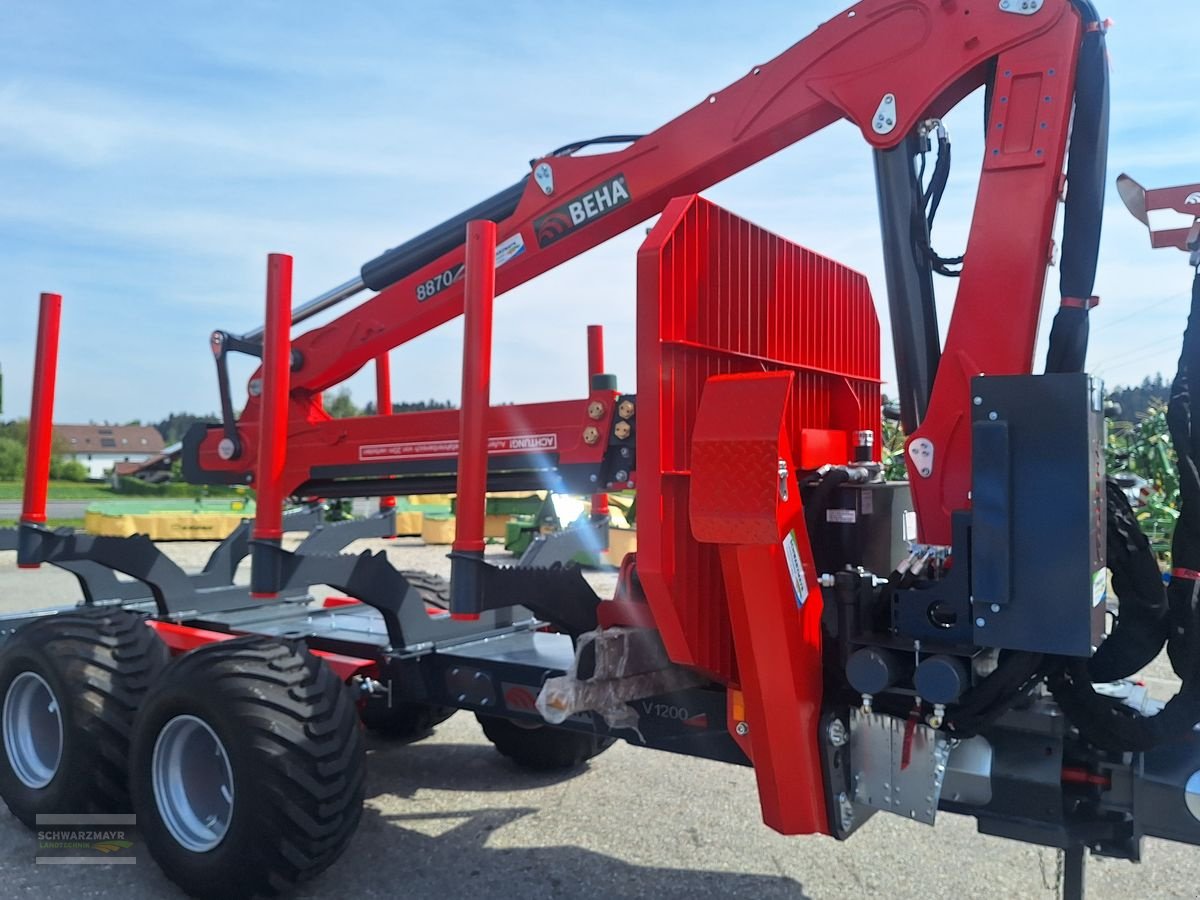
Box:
19;293;63;568
587;324;605;384
250;253;293;597
449;220;497;619
586;324;611;519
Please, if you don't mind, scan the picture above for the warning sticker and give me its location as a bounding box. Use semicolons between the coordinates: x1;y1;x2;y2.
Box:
359;433;558;462
1092;569;1107;608
783;530;810;609
495;233;526;267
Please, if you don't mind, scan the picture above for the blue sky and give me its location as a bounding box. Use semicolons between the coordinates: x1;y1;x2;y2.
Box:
1;1;1197;424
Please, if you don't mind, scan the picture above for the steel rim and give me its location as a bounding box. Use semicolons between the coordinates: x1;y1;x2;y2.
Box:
152;715;235;853
2;671;64;790
1187;770;1200;822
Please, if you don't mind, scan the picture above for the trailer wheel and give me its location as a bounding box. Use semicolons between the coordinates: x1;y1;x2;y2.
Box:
360;569;455;740
130;637;365;899
360;698;455;741
476;714;615;771
400;568;450;610
0;607;168;828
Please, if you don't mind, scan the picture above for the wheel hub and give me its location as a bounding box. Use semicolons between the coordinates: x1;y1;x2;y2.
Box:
2;671;64;790
152;715;235;852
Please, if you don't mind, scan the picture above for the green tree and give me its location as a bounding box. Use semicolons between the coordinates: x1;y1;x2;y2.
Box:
324;388;360;419
1107;401;1178;556
0;437;25;480
1108;375;1169;423
56;459;88;482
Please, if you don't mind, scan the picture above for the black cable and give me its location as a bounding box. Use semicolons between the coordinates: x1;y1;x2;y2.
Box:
919;128;964;278
544;134;645;158
1086;479;1170;682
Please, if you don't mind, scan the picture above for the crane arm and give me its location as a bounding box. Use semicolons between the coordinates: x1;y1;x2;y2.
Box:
201;0;1090;543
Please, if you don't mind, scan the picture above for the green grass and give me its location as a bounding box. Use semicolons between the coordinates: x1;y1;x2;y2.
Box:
0;519;86;530
0;480;245;501
0;480;117;501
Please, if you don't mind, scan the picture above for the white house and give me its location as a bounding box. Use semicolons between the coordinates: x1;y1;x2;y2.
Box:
55;424;165;480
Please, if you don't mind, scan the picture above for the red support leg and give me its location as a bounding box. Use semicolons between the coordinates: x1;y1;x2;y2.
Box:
18;293;62;569
250;253;293;598
450;220;496;619
690;371;829;836
375;352;397;529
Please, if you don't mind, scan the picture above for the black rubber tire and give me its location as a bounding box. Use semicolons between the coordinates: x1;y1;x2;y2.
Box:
400;568;450;610
0;607;169;828
130;636;365;899
476;714;616;771
360;698;455;741
360;570;455;740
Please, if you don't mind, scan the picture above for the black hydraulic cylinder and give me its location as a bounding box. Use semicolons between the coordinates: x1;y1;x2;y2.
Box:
873;133;941;435
360;178;529;292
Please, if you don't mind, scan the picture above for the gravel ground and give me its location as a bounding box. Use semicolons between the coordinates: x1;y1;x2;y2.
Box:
0;538;1197;899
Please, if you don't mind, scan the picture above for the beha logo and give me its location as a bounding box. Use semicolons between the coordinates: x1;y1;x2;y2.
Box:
534;174;631;247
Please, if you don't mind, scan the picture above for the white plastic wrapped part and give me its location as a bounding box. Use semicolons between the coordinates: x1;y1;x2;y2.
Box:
535;626;706;732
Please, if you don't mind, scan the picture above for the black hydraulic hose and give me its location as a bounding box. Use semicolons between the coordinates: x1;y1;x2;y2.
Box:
1165;271;1200;674
544;134;644;159
360;178;529;292
945;651;1044;737
1051;272;1200;752
359;136;646;294
1045;0;1110;374
1087;479;1170;682
921;130;964;277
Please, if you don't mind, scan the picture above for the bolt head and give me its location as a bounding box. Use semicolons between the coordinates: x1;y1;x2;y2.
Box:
735;721;750;736
827;718;849;748
988;411;998;421
614;469;629;483
837;792;855;831
975;617;987;628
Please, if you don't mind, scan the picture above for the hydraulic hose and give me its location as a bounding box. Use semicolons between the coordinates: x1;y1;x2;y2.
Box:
1052;271;1200;752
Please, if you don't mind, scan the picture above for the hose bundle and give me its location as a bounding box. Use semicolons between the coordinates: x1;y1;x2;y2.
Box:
1051;271;1200;751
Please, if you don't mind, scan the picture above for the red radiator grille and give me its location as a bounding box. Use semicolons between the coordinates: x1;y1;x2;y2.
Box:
636;195;880;681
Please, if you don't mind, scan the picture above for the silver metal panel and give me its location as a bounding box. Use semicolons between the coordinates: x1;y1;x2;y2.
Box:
850;708;952;825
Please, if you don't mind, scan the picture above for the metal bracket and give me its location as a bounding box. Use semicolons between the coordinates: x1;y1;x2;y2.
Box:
908;437;935;478
872;94;898;135
850;708;951;824
998;0;1043;14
